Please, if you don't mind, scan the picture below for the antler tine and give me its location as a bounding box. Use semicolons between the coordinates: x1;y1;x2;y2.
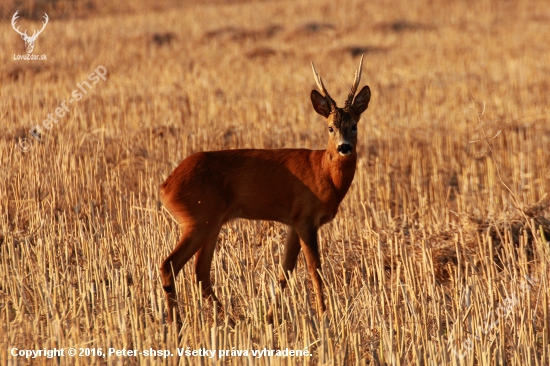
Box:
345;54;364;111
11;10;19;25
11;11;27;36
311;61;337;111
352;54;364;92
311;62;326;95
33;13;49;38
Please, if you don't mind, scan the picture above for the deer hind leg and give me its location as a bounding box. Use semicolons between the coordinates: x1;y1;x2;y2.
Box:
160;222;221;325
267;227;301;323
296;225;326;317
194;228;224;315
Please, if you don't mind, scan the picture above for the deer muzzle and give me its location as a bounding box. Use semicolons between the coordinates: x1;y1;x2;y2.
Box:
337;143;353;155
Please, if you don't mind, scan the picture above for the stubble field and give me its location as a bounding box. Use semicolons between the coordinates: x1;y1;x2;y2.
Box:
1;0;550;364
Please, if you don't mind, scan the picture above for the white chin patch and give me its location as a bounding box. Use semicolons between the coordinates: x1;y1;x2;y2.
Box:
339;151;352;156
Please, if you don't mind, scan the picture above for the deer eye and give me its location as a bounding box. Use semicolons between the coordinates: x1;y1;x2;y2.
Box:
328;126;334;133
351;124;357;132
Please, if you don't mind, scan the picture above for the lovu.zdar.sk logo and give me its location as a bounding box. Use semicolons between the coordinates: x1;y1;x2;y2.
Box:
12;11;48;60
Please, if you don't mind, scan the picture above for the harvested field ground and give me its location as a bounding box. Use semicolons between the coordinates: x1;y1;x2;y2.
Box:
1;0;550;364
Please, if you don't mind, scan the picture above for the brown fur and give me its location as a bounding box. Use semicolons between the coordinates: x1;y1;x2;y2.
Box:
160;64;371;326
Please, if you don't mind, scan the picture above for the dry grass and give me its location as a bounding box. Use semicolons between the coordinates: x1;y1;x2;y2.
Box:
1;0;550;364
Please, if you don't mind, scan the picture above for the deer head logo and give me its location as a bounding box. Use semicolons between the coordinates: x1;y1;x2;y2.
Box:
11;11;49;54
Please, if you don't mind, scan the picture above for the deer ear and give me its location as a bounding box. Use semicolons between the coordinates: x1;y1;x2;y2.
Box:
351;86;371;117
310;90;331;118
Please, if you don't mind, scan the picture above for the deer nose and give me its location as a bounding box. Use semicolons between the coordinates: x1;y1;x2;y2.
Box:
337;143;353;155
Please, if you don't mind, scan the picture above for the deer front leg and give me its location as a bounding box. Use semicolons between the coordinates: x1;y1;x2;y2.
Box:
267;227;301;323
296;226;326;317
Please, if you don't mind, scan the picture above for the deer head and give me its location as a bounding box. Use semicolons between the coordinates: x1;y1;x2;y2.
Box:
12;11;49;54
310;55;371;156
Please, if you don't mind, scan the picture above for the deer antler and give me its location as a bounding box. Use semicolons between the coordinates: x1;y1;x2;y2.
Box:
11;12;48;40
311;61;337;112
31;14;49;39
11;11;28;37
344;54;364;111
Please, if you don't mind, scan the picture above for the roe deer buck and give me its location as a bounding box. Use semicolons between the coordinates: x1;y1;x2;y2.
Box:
160;55;371;325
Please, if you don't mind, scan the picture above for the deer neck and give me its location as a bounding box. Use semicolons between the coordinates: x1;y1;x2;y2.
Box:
323;143;357;202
